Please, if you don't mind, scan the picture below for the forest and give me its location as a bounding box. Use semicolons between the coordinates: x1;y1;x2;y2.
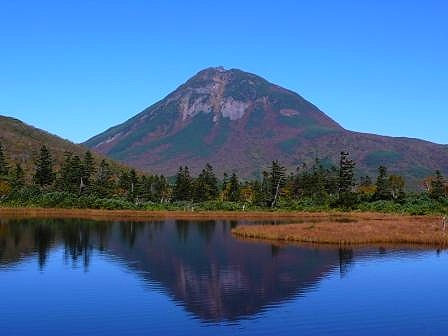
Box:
0;141;447;214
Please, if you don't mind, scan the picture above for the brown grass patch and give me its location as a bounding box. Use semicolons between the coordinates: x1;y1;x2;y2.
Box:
232;213;448;246
0;207;337;222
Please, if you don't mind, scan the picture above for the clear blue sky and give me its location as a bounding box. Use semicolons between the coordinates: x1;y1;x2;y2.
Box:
1;0;447;144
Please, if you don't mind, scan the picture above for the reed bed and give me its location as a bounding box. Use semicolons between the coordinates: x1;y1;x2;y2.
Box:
232;213;448;246
0;207;332;221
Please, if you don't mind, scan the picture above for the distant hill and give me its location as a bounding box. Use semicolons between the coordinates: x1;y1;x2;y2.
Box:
0;115;120;175
84;67;448;187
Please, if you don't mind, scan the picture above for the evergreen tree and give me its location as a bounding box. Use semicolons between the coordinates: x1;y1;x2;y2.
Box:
430;170;445;199
337;152;356;208
221;172;229;200
269;160;287;207
226;172;241;202
194;163;218;202
33;145;54;187
261;171;271;207
338;152;355;194
325;166;339;196
173;166;192;201
118;170;130;192
95;159;114;197
374;166;391;200
69;155;83;193
57;152;83;193
82;151;96;187
118;168;138;200
57;152;73;190
0;141;9;177
10;163;25;189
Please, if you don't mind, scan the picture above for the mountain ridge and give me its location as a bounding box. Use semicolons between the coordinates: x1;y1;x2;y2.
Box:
0;115;124;175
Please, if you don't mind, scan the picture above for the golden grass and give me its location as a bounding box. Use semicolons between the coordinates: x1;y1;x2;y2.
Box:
0;207;330;221
232;213;448;246
2;208;447;246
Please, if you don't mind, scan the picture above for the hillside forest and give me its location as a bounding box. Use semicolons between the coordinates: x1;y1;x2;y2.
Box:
0;141;447;214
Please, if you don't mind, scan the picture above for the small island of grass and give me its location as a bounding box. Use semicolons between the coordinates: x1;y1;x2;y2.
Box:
232;213;448;246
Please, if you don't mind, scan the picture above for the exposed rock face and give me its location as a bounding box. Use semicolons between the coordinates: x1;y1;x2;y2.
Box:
84;67;448;186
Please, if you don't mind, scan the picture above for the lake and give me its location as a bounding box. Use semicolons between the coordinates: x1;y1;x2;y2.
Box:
1;217;448;335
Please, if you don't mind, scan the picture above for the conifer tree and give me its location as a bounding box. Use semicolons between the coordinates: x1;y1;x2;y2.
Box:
173;166;192;201
193;163;218;202
95;159;114;197
33;145;54;187
337;151;356;207
11;163;25;189
374;166;391;200
338;152;355;194
430;170;445;199
82;151;96;187
0;141;8;177
227;172;241;202
57;152;83;193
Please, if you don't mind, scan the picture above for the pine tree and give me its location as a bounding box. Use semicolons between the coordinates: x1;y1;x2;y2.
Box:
338;152;355;194
95;159;114;197
173;166;192;201
193;163;218;202
57;152;83;193
374;166;391;200
338;151;356;208
33;145;54;187
0;141;9;177
11;163;25;189
430;170;445;199
82;151;96;187
69;155;83;193
227;172;241;202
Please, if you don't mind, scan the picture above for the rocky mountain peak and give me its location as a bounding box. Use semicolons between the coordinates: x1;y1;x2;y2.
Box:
84;67;448;184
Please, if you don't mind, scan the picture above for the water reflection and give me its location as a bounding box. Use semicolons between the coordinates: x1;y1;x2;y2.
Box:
0;218;433;323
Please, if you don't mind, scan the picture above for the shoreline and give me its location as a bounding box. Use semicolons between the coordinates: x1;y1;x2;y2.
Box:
1;207;446;246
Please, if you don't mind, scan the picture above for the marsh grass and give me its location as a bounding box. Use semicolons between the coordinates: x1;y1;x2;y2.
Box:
232;213;448;246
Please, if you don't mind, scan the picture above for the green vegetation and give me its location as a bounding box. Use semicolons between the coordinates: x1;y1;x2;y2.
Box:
363;150;402;166
0;140;447;215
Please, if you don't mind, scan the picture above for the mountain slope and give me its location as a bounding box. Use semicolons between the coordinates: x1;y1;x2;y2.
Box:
0;115;119;175
85;67;448;184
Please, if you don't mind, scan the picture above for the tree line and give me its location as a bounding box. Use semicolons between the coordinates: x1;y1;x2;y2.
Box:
0;142;446;212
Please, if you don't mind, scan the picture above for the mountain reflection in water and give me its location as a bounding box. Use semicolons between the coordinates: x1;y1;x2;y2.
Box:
1;218;369;322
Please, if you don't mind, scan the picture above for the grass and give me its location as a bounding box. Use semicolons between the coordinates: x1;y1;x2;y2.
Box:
0;207;328;221
232;212;448;246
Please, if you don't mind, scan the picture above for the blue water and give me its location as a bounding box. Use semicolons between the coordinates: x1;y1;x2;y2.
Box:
1;218;448;335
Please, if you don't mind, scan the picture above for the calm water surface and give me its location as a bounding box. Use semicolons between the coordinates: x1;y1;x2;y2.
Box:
1;218;448;335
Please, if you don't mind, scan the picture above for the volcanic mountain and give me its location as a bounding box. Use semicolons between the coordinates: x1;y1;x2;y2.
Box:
85;67;448;184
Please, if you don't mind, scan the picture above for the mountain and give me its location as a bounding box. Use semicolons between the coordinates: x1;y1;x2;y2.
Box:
85;67;448;185
0;115;119;175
